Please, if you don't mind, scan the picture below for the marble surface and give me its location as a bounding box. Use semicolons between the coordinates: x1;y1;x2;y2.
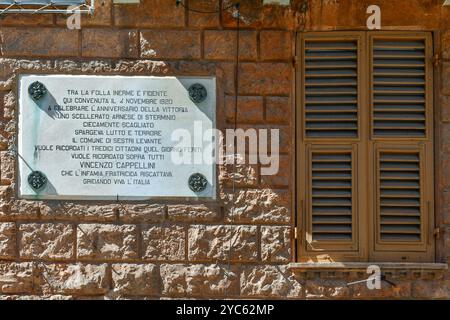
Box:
18;75;216;200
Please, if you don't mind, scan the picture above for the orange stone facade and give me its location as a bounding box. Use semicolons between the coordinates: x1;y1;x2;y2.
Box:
0;0;449;299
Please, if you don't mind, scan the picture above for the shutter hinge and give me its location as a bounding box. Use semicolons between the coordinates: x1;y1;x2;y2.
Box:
294;226;298;239
434;226;445;239
433;53;441;68
293;56;300;68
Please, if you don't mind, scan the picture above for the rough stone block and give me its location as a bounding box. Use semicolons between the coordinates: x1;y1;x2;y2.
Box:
39;203;116;222
305;280;350;299
260;155;290;187
37;263;109;295
114;0;185;28
118;204;165;223
219;158;259;188
238;63;292;95
3;199;40;221
261;226;291;262
0;222;15;259
0;28;79;57
112;263;159;296
204;30;257;60
142;225;186;261
225;96;264;123
266;96;291;124
188;0;220;28
82;29;138;58
19;223;74;260
0;14;53;27
140;30;201;59
260;31;292;60
160;264;239;297
0;152;15;183
240;266;302;298
77;224;138;260
223;188;291;224
221;1;297;29
0;262;33;294
188;225;258;262
221;124;291;155
167;205;220;222
2;91;15;120
56;0;112;27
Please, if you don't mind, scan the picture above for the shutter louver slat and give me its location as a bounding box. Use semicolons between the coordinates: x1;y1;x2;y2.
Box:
372;39;427;138
305;39;359;138
378;151;422;243
311;151;353;242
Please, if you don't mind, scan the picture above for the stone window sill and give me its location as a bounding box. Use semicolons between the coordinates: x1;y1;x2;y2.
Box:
288;262;448;280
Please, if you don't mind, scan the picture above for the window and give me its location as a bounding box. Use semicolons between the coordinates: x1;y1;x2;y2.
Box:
296;32;434;263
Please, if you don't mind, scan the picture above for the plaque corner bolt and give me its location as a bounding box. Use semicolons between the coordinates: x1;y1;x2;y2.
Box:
188;83;207;104
27;170;47;191
188;173;208;193
28;81;47;100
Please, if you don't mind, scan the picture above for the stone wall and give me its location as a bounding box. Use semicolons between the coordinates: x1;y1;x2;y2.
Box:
0;0;448;299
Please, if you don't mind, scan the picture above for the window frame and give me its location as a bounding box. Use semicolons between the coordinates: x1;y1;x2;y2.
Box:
296;31;435;263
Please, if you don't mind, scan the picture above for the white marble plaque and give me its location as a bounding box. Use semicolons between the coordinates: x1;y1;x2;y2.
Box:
18;75;216;200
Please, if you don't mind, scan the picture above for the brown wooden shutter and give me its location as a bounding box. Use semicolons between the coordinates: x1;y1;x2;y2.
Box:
311;150;352;242
302;33;362;140
371;144;433;261
298;33;366;262
297;32;434;263
370;33;432;140
377;147;423;243
369;32;434;262
300;144;365;261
